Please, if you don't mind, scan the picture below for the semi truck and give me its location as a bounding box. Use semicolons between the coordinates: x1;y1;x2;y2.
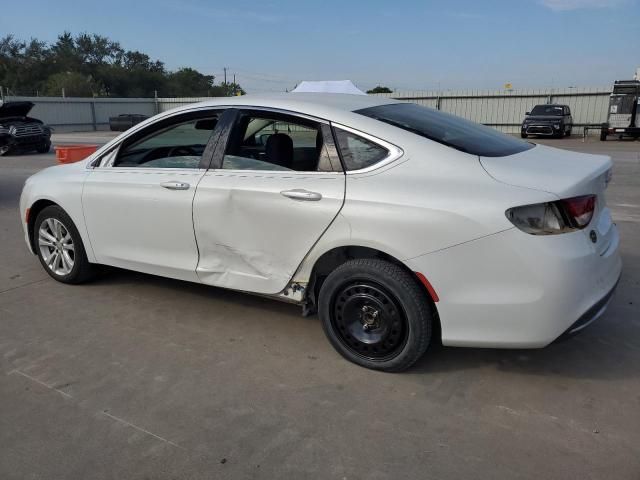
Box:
600;79;640;141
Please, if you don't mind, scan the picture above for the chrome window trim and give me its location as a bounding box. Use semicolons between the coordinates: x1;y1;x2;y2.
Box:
330;122;404;174
208;169;343;176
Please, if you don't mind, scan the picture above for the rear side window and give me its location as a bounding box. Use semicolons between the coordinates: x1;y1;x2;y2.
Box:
356;103;534;158
222;112;340;172
333;128;389;171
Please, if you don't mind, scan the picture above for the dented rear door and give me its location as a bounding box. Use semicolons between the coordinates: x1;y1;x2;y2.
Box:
193;109;345;294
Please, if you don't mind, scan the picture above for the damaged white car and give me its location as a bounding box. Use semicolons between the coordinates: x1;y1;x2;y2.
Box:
19;93;621;371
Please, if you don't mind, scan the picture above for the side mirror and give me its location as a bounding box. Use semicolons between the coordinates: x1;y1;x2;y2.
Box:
525;111;531;116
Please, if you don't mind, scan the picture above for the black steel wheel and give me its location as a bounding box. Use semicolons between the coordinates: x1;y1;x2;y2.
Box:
332;280;409;361
319;258;434;372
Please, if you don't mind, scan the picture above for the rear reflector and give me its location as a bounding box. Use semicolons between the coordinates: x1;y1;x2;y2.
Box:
415;272;439;302
25;208;30;224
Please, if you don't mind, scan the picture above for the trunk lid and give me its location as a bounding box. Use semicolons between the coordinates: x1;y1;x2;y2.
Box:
480;144;611;199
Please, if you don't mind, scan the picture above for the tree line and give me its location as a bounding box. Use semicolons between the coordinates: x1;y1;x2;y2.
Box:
0;32;245;98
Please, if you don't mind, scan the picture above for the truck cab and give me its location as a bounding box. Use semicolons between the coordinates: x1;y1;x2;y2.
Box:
600;80;640;141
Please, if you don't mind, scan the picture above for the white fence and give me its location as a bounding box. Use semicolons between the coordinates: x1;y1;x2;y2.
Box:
5;87;612;134
3;96;212;132
372;87;611;134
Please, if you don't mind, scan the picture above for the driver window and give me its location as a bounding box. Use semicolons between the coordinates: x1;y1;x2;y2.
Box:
113;115;219;168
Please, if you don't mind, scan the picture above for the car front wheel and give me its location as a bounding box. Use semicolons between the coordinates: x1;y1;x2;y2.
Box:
36;141;51;153
34;205;96;284
318;258;434;372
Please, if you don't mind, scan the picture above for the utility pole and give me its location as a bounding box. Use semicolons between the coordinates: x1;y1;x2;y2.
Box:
223;67;227;84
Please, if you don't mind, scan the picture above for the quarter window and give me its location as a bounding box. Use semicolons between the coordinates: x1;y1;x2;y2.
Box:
333;127;389;171
113;115;219;168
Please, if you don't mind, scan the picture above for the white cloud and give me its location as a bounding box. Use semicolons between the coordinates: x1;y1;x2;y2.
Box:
540;0;629;10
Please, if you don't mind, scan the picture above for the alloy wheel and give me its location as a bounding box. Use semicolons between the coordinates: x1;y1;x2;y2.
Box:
38;218;75;276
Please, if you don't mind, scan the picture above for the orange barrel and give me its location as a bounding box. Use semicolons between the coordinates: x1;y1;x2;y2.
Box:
54;145;98;164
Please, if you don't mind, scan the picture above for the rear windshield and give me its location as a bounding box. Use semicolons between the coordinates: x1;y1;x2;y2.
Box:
356;103;533;157
530;105;564;116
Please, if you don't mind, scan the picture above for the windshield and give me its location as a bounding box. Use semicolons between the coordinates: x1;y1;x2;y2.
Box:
530;105;564;116
356;103;533;157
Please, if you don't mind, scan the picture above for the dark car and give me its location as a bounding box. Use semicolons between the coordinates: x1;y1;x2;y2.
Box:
0;101;52;156
109;113;149;132
521;104;573;138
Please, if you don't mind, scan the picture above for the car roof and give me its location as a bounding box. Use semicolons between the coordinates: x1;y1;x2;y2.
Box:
180;92;401;121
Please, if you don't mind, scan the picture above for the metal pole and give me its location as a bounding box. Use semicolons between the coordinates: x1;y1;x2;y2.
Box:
90;101;97;131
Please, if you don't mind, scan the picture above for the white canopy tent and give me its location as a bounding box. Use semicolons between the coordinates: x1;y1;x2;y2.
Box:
291;80;366;95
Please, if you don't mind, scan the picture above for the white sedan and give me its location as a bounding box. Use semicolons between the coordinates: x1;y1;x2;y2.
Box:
19;93;622;371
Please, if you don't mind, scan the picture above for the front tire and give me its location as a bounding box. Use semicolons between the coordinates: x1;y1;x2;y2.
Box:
36;141;51;153
318;259;433;372
34;205;96;284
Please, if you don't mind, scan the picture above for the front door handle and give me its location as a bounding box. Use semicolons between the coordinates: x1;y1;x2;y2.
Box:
280;189;322;201
160;181;190;190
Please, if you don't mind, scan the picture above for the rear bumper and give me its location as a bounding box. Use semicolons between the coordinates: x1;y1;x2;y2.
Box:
602;126;640;136
555;275;619;341
405;224;622;348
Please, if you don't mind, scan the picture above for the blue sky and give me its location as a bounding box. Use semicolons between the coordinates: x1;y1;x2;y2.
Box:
1;0;638;92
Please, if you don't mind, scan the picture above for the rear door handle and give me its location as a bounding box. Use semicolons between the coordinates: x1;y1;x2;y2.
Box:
160;181;190;190
280;189;322;201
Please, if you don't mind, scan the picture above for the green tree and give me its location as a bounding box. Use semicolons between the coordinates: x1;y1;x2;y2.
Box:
366;85;393;94
0;32;245;98
44;71;100;97
166;68;215;96
210;82;246;97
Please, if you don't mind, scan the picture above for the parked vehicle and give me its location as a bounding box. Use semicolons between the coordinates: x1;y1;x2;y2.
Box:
109;113;149;132
0;101;52;156
19;93;621;371
521;104;573;138
600;80;640;141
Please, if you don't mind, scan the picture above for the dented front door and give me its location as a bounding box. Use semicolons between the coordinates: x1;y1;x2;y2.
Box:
192;109;345;295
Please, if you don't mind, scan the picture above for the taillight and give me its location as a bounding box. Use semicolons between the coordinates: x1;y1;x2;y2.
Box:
506;194;596;235
560;195;595;228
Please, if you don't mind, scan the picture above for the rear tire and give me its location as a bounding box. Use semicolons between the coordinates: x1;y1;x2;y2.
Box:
520;132;527;138
34;205;96;284
318;258;433;372
600;131;607;141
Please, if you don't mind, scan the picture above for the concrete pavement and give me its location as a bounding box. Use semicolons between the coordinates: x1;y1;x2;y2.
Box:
1;136;639;479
